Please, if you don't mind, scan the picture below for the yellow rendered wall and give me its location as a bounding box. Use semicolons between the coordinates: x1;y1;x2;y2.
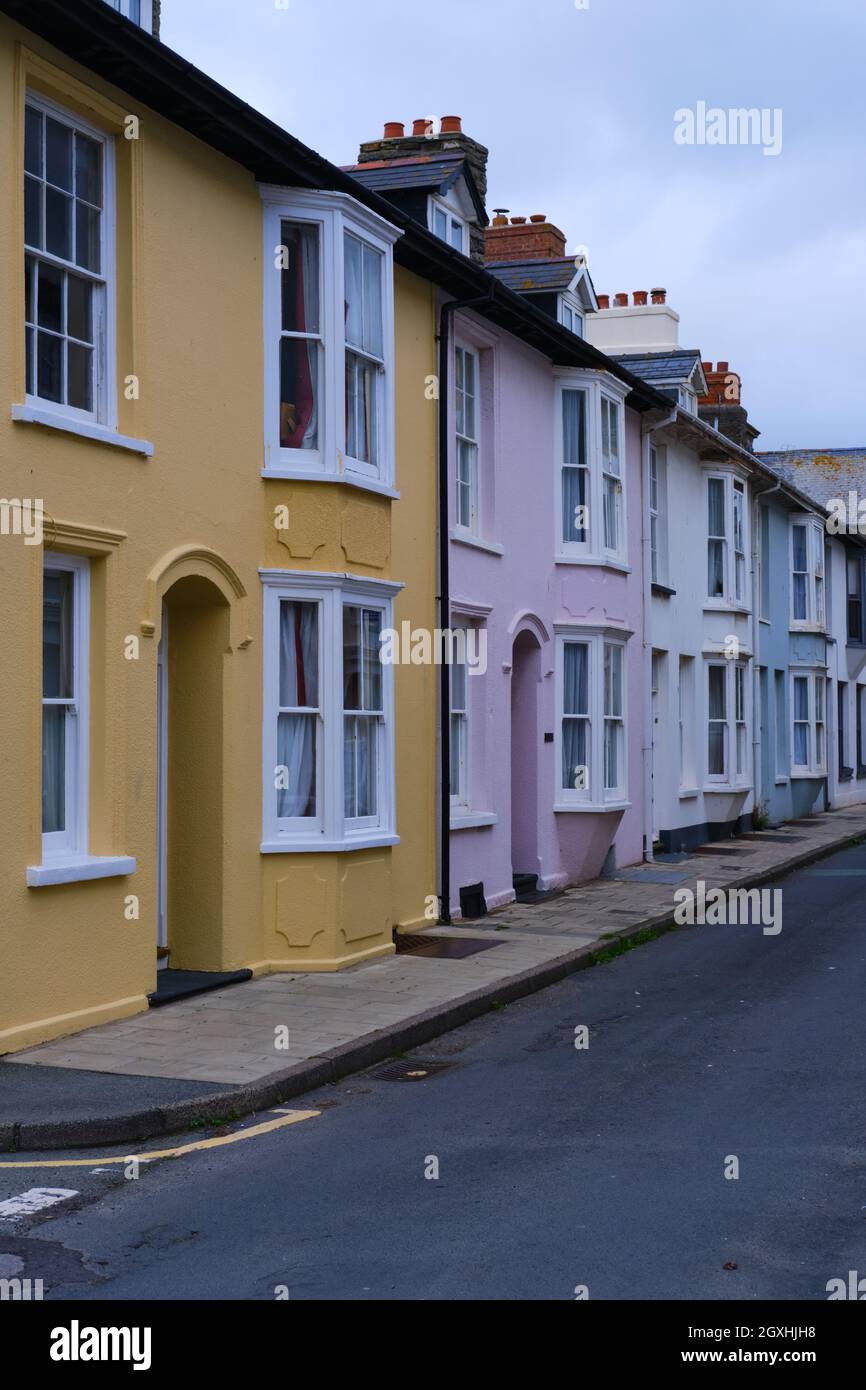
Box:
0;19;438;1051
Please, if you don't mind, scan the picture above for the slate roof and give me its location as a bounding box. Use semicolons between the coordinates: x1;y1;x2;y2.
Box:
345;153;487;223
757;450;866;513
612;350;703;386
487;258;581;292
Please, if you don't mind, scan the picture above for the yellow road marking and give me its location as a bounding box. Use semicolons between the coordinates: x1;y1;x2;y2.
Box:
0;1109;320;1169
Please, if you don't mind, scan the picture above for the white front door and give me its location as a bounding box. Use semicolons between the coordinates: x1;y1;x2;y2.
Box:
156;613;168;967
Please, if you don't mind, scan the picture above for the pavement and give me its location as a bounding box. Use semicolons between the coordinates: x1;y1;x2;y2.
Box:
3;804;866;1151
2;833;866;1300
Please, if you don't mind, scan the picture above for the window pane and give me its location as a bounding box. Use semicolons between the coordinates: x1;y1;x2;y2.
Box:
25;105;42;176
708;538;725;596
24;175;42;248
26;325;34;395
43;569;74;698
38;261;64;332
792;525;807;572
434;207;448;240
794;722;808;766
277;714;317;818
708;666;726;720
45;117;73;191
605;644;623;717
793;677;809;722
45;186;72;260
562;466;587;544
344;716;377;818
604;721;620;789
42;706;66;833
562;390;586;467
279;600;318;708
708;478;726;535
450;713;464;796
345;350;379;464
37;330;63;402
603;475;619;551
74;132;102;207
280;337;318;449
362;243;383;358
562;718;588;790
24;255;35;323
67;275;93;343
343;605;361;710
67;341;93;412
75;200;100;272
280;221;319;334
450;219;463;251
344;233;363;348
708;723;725;776
563;642;589;715
793;573;807;621
363;609;383;711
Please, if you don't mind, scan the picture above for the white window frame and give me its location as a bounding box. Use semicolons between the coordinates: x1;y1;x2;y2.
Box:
790;668;827;776
554;626;630;810
449;626;470;810
454;342;480;536
102;0;155;31
24;92;116;431
649;442;668;585
705;658;751;788
429;195;468;255
558;292;585;338
789;517;826;630
554;371;629;567
705;470;750;609
261;187;400;488
41;552;90;861
260;570;401;852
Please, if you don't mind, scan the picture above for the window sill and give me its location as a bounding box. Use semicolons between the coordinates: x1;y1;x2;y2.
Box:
27;855;137;888
261;833;400;854
790;771;826;781
702;784;751;795
703;601;751;615
789;625;826;636
554;556;631;574
651;581;676;598
554;800;631;814
12;404;154;458
775;776;789;785
449;528;504;557
759;617;771;626
450;811;498;830
678;787;700;800
261;467;399;500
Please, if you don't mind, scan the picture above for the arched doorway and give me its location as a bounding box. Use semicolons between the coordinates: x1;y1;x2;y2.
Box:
511;628;541;887
158;574;231;973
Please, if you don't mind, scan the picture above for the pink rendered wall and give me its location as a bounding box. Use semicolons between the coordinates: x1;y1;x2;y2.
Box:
448;310;646;915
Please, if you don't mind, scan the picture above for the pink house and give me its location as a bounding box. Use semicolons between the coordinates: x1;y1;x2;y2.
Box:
445;214;660;916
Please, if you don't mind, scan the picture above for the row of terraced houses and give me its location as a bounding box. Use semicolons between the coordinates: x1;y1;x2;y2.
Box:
2;0;865;1053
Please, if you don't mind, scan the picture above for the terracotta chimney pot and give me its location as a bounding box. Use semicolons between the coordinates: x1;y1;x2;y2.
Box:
439;115;463;134
510;216;527;225
597;294;610;309
717;360;729;373
529;214;546;224
412;118;432;137
651;287;667;304
614;292;629;307
633;290;648;306
383;122;404;139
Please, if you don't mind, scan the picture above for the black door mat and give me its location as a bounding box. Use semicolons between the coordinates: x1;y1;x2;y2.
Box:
148;968;253;1007
394;934;501;959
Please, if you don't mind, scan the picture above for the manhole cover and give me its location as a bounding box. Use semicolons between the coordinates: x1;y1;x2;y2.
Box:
369;1059;455;1082
395;935;501;959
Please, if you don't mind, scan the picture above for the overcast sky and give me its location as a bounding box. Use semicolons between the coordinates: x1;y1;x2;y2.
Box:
162;0;866;450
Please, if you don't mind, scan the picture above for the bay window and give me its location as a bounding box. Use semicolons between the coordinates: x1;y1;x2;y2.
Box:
556;628;629;808
262;188;398;487
42;554;89;859
790;669;827;775
24;95;112;425
706;472;750;607
790;518;826;629
262;571;399;851
555;373;629;564
706;659;751;786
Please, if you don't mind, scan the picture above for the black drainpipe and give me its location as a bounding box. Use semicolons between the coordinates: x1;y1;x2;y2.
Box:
437;285;496;924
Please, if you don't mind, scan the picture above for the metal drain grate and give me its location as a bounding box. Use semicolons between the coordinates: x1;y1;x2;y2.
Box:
395;934;501;959
369;1058;455;1082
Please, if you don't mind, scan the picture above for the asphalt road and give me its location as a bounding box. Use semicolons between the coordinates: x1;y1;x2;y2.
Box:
3;840;866;1301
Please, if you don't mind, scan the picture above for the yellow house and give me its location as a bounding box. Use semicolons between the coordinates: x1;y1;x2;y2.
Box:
0;0;439;1053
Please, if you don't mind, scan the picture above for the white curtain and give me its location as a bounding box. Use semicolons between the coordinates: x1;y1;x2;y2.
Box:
278;601;317;818
563;643;589;788
301;228;319;449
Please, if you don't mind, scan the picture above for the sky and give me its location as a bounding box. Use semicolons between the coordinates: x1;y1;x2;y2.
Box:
161;0;866;450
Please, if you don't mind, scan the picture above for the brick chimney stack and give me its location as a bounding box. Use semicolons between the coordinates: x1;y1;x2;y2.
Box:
699;360;741;406
484;214;567;263
697;360;759;451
